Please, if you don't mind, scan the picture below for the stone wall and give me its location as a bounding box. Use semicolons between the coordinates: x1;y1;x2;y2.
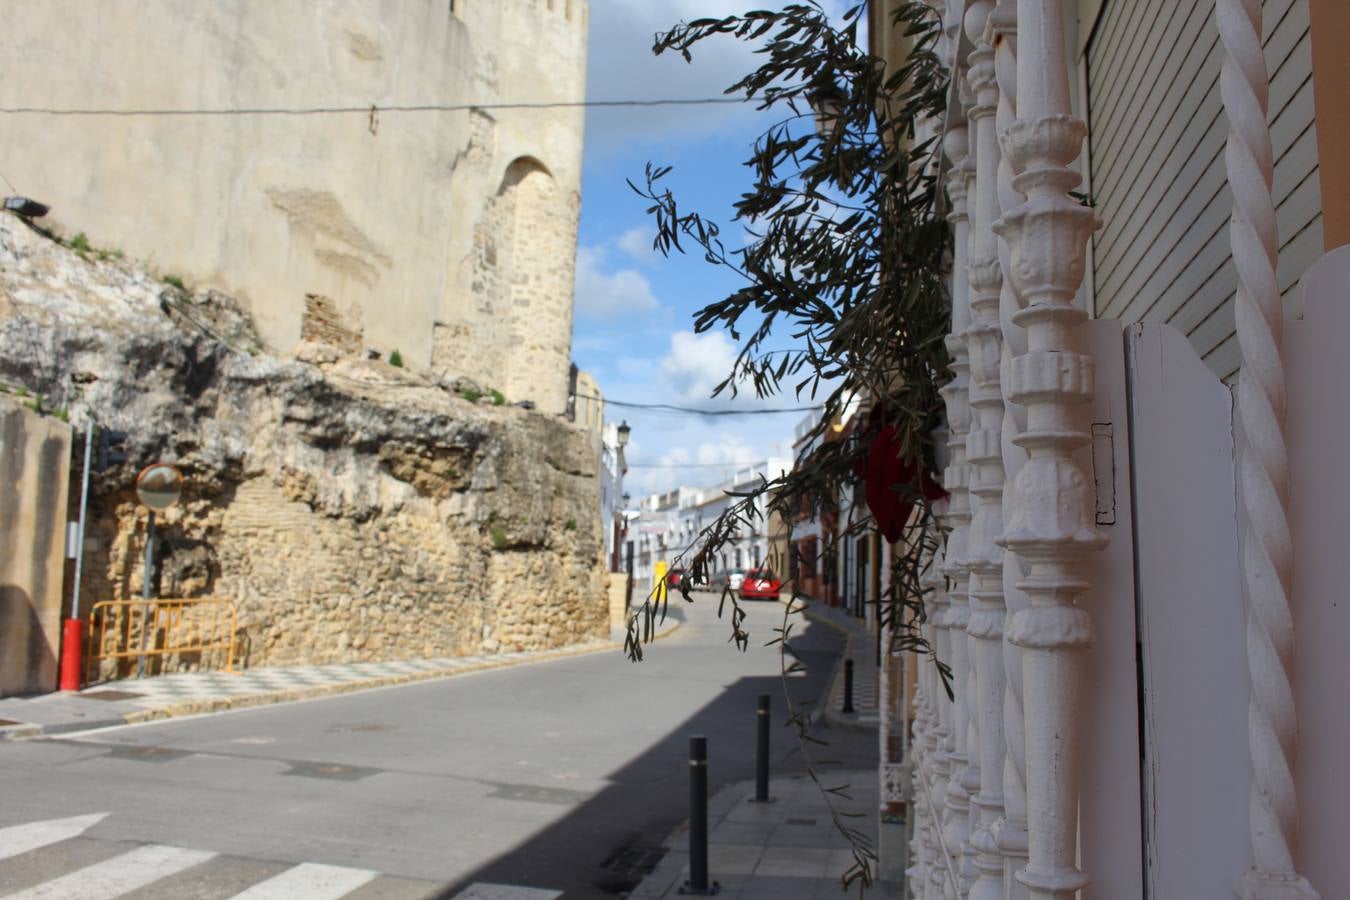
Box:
0;0;588;414
0;212;607;675
300;294;363;355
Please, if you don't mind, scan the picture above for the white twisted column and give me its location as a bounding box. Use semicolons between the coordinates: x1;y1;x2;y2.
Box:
961;3;1008;898
993;0;1106;896
1218;0;1319;897
990;2;1030;896
940;118;976;898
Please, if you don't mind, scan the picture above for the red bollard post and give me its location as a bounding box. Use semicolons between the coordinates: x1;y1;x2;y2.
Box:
59;618;83;691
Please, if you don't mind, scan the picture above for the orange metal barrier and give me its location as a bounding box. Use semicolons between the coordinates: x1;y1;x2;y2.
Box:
85;598;237;682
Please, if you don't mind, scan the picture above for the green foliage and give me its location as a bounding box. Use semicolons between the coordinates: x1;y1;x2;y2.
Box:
490;526;508;550
625;2;951;678
563;518;577;532
16;386;28;398
389;348;404;368
489;388;506;406
162;274;187;293
65;231;124;262
459;387;483;404
55;407;70;423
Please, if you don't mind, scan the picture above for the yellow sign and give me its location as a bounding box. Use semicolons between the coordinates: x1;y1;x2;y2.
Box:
653;561;669;604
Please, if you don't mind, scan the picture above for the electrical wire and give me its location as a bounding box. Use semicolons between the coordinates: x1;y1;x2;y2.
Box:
627;460;770;469
0;97;747;118
578;392;820;416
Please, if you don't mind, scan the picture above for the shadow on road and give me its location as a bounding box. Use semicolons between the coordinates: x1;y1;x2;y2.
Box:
431;605;878;899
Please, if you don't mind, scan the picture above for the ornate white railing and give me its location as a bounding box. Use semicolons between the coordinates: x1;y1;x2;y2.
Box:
961;2;1009;898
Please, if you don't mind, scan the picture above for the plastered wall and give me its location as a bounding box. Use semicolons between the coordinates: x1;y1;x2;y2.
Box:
0;399;71;697
0;0;587;413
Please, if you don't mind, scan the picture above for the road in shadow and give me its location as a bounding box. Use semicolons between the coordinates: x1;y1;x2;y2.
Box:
432;600;878;899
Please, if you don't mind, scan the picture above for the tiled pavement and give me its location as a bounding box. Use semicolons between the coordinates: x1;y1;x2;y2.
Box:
630;770;894;900
794;600;881;730
0;610;684;741
627;598;892;900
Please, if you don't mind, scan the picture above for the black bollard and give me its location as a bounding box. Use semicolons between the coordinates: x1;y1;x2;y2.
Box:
843;658;856;714
682;736;719;894
754;694;771;803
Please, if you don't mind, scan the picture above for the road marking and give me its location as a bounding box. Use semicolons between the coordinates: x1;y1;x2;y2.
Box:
450;884;563;900
0;813;108;862
225;861;379;899
4;843;215;899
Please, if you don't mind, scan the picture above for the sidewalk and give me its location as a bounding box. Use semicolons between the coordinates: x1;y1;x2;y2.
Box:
793;598;881;730
630;770;893;900
624;596;893;899
0;608;684;741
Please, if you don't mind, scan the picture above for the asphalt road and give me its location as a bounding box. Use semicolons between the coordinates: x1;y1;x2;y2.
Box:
0;595;876;899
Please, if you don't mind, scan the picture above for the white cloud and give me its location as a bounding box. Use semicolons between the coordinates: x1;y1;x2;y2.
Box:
660;330;739;405
585;1;861;158
573;245;661;318
616;224;657;263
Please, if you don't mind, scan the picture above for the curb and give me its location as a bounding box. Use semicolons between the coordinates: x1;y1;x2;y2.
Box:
0;612;684;741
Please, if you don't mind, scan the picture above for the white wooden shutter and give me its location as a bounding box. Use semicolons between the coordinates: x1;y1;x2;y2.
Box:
1086;0;1322;380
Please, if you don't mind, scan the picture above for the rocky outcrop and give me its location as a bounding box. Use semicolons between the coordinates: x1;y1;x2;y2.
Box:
0;213;607;669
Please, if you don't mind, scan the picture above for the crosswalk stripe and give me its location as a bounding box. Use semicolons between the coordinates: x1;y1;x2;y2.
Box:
3;843;215;899
0;814;108;863
225;861;379;899
449;884;563;900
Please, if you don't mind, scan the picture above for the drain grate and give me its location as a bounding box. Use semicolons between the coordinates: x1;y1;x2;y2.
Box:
598;837;668;894
284;760;381;781
105;744;192;763
82;690;144;701
326;723;394;733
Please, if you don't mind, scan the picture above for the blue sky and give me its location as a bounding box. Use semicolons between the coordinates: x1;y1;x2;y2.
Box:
574;1;851;497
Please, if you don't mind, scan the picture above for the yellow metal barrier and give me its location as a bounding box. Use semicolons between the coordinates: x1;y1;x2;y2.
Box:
85;598;238;682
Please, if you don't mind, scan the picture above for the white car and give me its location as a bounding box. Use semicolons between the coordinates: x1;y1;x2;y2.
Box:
725;568;746;591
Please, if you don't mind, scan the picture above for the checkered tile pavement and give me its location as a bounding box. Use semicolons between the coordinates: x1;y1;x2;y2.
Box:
113;654;522;704
794;600;881;727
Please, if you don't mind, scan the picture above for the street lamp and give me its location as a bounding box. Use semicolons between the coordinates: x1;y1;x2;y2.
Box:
613;422;632;572
807;81;845;139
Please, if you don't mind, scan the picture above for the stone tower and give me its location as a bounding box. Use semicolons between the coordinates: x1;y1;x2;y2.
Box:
0;0;588;415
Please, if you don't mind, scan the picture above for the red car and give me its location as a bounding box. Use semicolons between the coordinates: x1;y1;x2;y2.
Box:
665;567;686;588
739;568;782;601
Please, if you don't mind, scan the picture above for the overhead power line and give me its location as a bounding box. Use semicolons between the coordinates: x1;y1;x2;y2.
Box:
627;460;770;469
0;97;747;118
579;393;820;416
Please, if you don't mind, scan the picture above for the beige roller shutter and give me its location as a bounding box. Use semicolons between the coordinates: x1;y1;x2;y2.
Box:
1086;0;1322;381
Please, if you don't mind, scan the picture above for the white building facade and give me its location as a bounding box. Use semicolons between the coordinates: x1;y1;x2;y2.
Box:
873;0;1349;896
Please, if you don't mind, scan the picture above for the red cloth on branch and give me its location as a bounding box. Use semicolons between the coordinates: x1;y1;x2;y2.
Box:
863;423;947;543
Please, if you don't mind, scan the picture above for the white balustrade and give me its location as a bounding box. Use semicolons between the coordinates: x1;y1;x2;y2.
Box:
990;1;1030;896
991;0;1107;896
961;1;1009;897
940;115;975;897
